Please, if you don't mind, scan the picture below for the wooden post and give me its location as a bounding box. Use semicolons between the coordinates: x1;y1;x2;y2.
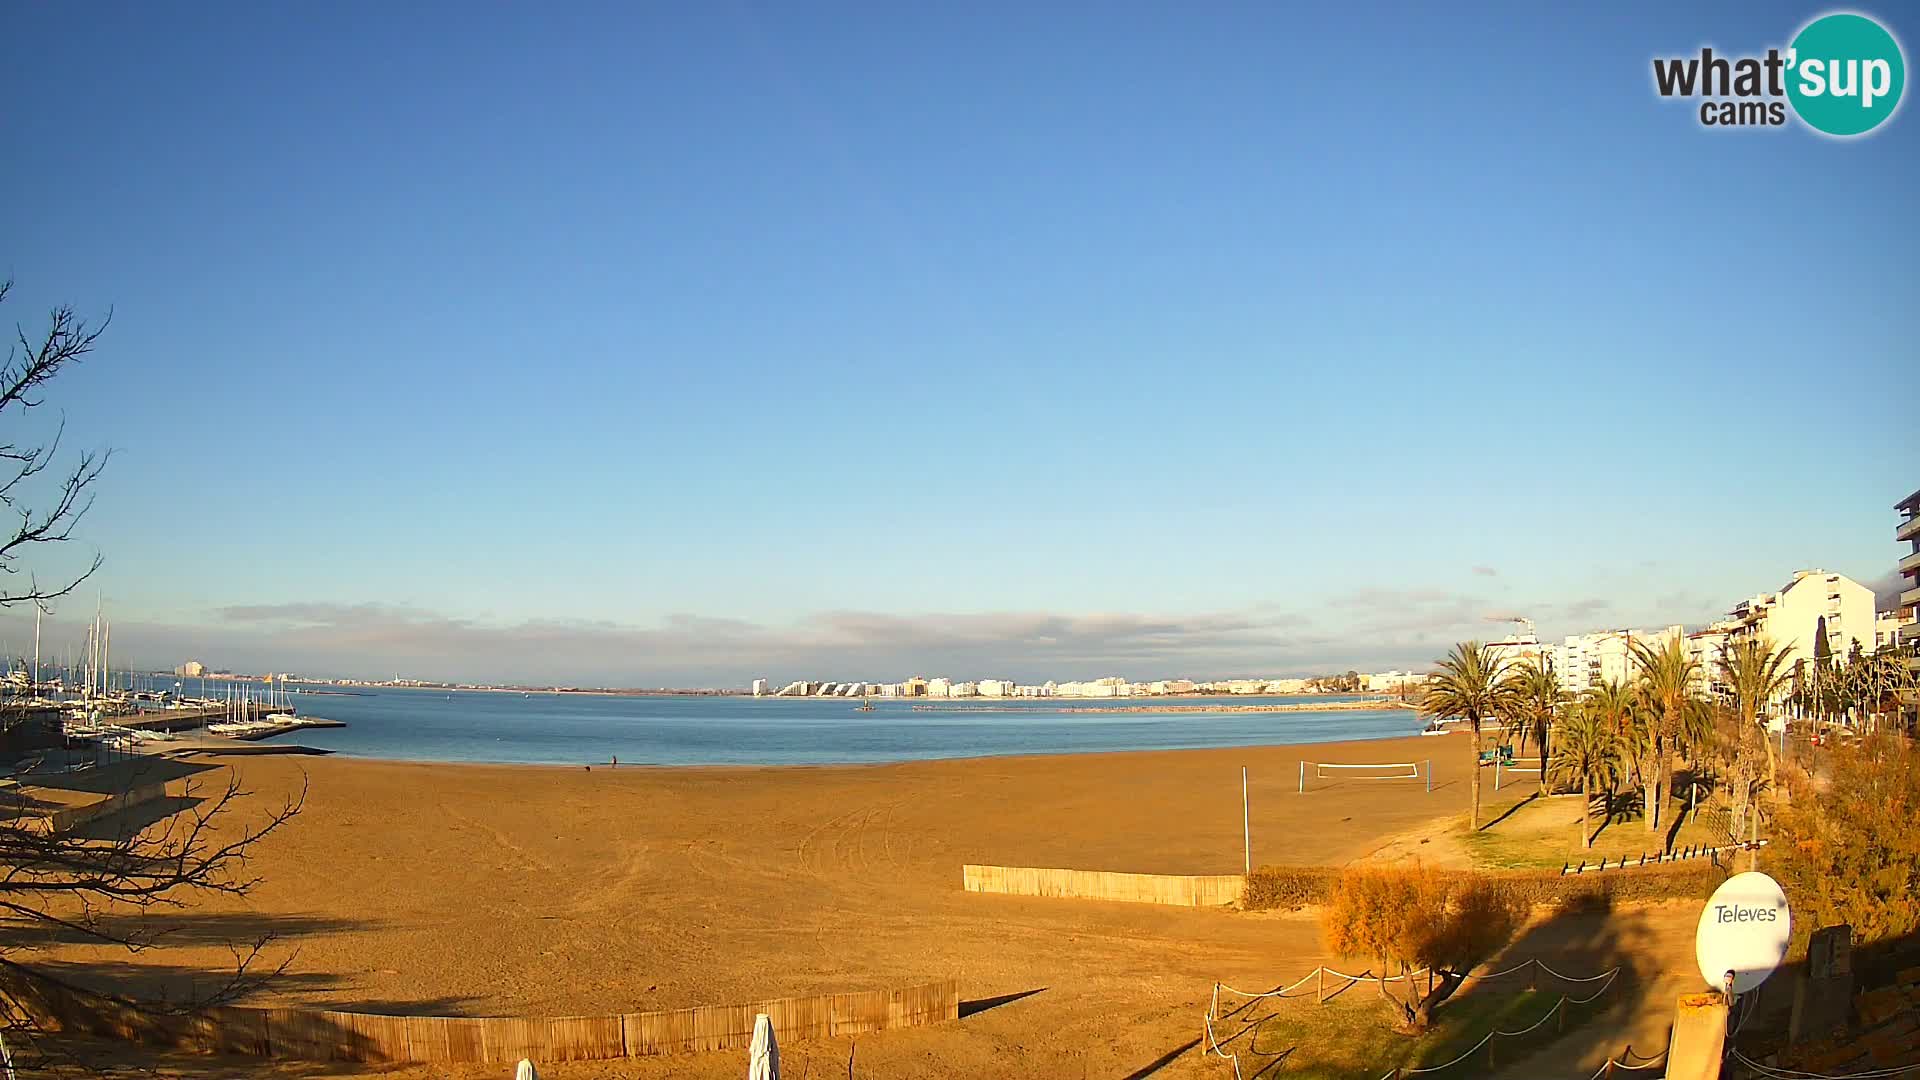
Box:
1317;967;1325;1004
1529;960;1538;992
1298;760;1305;794
1242;767;1251;875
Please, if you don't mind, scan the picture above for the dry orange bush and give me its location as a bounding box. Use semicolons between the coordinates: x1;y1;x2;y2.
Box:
1318;862;1522;1032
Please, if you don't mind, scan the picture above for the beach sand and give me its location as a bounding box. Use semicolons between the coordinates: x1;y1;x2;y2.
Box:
17;733;1703;1078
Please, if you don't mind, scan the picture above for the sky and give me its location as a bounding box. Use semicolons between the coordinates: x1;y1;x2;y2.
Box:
1;2;1915;685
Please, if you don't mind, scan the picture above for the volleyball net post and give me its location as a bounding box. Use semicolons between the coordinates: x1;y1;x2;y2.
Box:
1298;760;1432;793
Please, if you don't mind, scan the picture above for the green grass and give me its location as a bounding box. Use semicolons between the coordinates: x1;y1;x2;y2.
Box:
1462;784;1731;871
1212;984;1607;1079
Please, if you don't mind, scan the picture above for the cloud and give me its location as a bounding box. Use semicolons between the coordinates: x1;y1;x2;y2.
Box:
1471;565;1498;577
34;575;1703;687
7;597;1476;687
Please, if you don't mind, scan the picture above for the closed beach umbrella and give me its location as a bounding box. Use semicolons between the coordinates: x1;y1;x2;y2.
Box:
514;1059;538;1080
748;1012;779;1080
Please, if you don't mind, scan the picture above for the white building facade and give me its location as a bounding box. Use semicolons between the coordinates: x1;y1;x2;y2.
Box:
1547;626;1684;695
1721;570;1877;667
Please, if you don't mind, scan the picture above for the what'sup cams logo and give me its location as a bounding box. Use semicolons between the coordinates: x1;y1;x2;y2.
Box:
1653;11;1905;136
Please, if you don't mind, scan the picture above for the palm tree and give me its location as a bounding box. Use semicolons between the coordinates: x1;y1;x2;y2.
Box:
1585;679;1635;820
1717;636;1794;787
1629;637;1702;838
1421;641;1521;830
1550;701;1622;849
1586;678;1635;739
1512;655;1562;796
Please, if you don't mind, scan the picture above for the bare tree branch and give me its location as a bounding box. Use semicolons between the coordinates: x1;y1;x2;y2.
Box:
0;281;306;1070
0;281;113;607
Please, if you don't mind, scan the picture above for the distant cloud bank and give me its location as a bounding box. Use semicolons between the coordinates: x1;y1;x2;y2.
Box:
0;580;1741;687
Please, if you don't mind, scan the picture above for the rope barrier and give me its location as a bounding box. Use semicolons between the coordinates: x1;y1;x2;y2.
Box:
1585;1044;1668;1080
1381;970;1621;1078
1203;959;1621;1079
1731;1048;1920;1079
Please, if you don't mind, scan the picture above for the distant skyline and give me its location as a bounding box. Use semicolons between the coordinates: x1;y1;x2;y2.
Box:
2;3;1915;684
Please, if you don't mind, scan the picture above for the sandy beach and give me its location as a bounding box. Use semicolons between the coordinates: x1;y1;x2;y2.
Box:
19;734;1703;1078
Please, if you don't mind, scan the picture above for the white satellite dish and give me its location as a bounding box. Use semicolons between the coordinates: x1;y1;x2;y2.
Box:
1695;871;1791;995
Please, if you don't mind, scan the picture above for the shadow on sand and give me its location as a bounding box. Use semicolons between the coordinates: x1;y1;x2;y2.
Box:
958;986;1046;1018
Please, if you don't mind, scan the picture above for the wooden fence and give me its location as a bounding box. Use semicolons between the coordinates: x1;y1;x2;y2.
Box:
0;967;958;1065
962;863;1245;907
1561;839;1768;876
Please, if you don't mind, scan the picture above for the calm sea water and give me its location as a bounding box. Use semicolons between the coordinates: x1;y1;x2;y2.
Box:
232;686;1421;766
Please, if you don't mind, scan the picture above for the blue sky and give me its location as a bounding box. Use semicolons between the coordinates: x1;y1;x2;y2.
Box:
2;2;1914;684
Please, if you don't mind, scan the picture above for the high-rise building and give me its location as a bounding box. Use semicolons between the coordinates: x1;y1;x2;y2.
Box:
175;660;206;678
751;678;768;696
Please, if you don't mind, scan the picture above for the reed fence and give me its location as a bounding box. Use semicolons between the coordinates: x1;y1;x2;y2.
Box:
962;863;1245;907
0;967;957;1065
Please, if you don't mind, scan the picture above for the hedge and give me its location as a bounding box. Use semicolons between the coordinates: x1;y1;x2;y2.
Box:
1242;861;1722;912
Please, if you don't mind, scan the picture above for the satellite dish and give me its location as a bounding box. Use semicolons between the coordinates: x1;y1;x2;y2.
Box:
1696;871;1791;994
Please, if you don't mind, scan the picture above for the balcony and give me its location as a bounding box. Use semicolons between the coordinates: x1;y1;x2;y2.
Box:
1902;547;1920;575
1900;513;1920;544
1904;586;1920;610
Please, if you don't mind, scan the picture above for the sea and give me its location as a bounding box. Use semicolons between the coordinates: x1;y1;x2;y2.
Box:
215;685;1424;766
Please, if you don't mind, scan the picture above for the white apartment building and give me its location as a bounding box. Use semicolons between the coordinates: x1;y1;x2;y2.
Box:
1896;489;1920;727
1685;626;1735;698
1677;570;1877;718
1546;626;1684;695
1364;671;1425;692
1721;569;1876;667
977;679;1013;698
1875;611;1914;653
751;678;768;696
1484;633;1544;675
926;677;952;698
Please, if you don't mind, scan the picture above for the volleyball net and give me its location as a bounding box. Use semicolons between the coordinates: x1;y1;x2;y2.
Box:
1297;759;1431;793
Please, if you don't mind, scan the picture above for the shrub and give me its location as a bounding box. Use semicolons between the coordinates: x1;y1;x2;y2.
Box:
1240;861;1718;912
1318;862;1523;1032
1242;865;1336;910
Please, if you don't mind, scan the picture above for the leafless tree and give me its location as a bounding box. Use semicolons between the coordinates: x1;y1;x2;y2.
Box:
0;280;112;609
0;281;304;1069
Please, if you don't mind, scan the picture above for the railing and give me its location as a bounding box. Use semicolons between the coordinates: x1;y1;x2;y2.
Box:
1562;838;1765;875
1200;959;1622;1080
